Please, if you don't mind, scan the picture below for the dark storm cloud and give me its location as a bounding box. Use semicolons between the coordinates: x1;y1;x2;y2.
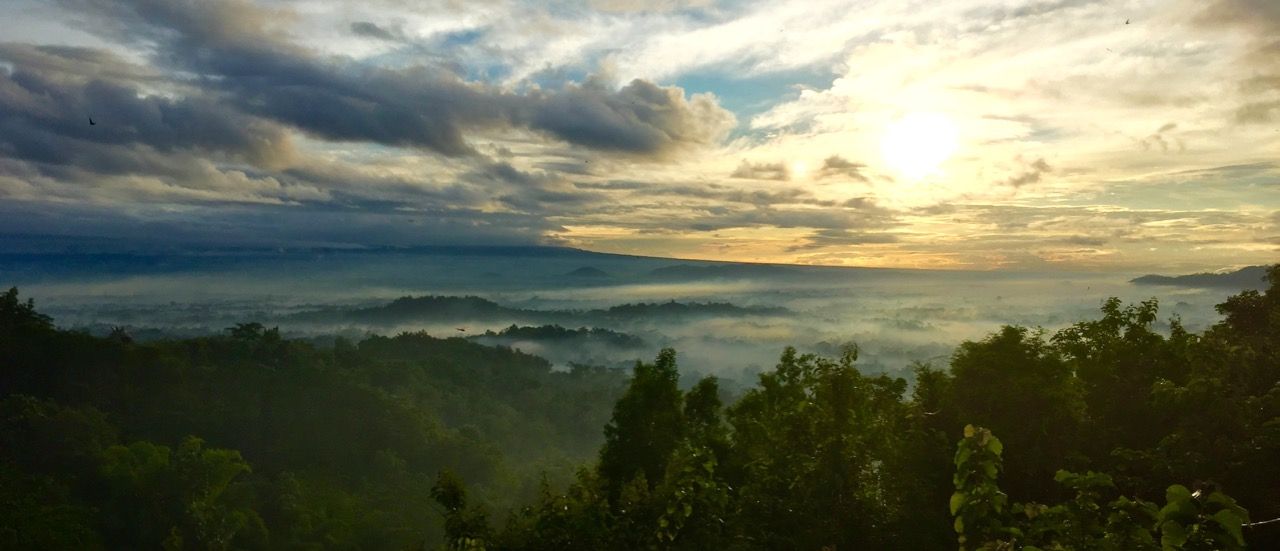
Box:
0;199;558;250
529;78;735;155
0;44;295;170
57;0;735;158
0;42;161;83
0;0;748;250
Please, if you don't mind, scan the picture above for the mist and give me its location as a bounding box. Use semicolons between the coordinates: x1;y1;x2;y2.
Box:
9;247;1242;386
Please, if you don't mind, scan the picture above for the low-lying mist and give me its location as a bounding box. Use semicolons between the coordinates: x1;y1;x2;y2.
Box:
7;248;1243;386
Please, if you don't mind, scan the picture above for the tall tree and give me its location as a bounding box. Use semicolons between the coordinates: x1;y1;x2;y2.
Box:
598;348;685;503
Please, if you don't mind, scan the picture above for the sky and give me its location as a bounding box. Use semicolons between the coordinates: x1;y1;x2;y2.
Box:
0;0;1276;272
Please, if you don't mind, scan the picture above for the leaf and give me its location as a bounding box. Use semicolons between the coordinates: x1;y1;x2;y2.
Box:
1210;509;1245;545
951;492;966;515
1205;491;1242;513
987;436;1003;456
954;516;965;535
1165;485;1191;504
1160;521;1187;550
1159;485;1196;522
964;424;976;438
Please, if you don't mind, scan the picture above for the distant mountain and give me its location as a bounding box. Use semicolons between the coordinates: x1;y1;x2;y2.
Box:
648;263;806;280
284;296;791;327
470;324;646;349
288;296;516;325
591;301;789;321
564;266;612;278
1131;266;1269;289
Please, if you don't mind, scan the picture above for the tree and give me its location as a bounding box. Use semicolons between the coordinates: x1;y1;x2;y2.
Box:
431;470;490;550
98;436;263;550
0;287;52;333
951;425;1249;551
948;326;1085;501
598;348;685;503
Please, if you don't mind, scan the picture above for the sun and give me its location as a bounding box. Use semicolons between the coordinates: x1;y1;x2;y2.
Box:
790;160;808;180
880;112;958;181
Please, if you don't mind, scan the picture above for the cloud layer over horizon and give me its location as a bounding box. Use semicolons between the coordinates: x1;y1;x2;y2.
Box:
1;0;1276;271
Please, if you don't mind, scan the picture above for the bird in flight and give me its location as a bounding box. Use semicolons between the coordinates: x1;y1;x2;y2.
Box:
455;327;467;332
1125;19;1130;24
88;117;96;126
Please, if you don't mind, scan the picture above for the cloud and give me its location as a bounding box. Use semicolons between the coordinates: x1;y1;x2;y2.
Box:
1197;0;1280;35
1235;100;1280;124
1060;235;1107;247
529;78;735;156
0;44;297;169
786;228;900;251
59;0;735;158
0;0;1272;270
1004;158;1051;188
350;21;399;41
731;160;789;180
1138;123;1186;152
0;198;557;249
1195;0;1280;121
817;155;869;182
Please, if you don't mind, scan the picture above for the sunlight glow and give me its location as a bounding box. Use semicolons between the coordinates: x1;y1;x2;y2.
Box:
880;112;958;181
791;160;808;180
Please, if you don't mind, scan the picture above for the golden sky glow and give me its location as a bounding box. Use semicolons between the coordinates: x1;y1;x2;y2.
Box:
0;0;1276;271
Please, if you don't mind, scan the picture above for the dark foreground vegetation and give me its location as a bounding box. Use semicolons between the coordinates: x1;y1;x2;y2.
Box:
3;266;1278;549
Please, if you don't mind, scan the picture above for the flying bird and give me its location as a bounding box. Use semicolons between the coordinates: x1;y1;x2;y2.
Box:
456;327;467;332
1125;19;1130;24
88;117;96;126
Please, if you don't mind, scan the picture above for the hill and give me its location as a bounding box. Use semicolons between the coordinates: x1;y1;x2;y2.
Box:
1131;265;1269;289
564;266;612;278
284;296;790;327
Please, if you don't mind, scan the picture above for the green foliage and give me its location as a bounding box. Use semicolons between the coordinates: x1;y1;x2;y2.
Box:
5;264;1280;549
98;436;263;550
598;348;685;501
951;425;1009;550
949;326;1085;502
0;286;52;331
951;426;1253;551
1157;485;1249;551
432;470;491;550
0;288;627;550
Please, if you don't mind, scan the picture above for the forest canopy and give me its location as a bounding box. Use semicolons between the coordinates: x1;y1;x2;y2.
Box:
2;266;1279;549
